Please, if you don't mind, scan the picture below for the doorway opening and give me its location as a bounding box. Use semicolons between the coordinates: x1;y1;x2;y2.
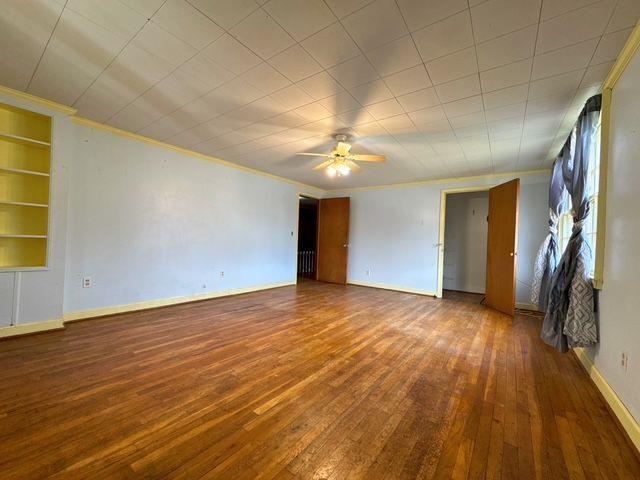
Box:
297;196;318;281
441;190;490;301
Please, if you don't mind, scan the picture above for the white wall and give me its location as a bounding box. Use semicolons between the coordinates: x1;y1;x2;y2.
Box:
585;47;640;424
64;124;321;315
443;191;488;294
343;172;549;303
0;93;71;326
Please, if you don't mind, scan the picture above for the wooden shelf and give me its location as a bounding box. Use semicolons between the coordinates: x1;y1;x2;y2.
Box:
0;133;50;148
0;200;48;208
0;166;49;177
0;234;47;239
0;102;51;270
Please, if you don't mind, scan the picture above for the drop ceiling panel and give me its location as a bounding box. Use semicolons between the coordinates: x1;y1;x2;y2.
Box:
1;0;636;188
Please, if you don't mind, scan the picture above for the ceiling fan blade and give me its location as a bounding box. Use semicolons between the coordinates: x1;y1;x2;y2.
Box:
349;154;386;162
313;159;334;171
336;142;351;156
297;152;334;158
345;159;362;172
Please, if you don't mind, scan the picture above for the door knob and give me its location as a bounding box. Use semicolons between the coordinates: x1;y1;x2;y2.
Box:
343;243;348;247
510;252;514;256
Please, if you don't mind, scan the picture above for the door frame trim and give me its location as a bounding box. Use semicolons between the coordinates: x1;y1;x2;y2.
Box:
436;186;491;298
295;193;321;284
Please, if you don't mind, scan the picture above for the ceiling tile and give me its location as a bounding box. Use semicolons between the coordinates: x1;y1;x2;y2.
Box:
202;33;262;74
435;74;481;103
301;22;361;68
407;105;447;126
240;62;292;94
119;0;165;17
294;102;332;122
336;108;376;126
471;0;541;43
365;35;422;76
133;21;196;67
396;87;439;112
323;0;375;18
188;0;259;30
270;84;314;109
263;0;335;41
580;61;614;88
425;47;478;85
366;98;404;120
412;10;474;62
527;70;583;99
485;102;526;122
448;111;485;128
66;0;147;37
29;8;128;105
443;95;484;117
349;79;393;105
396;0;468;32
341;0;408;51
327;55;379;89
591;28;633;65
152;0;224;50
606;0;640;33
0;0;64;90
531;38;598;80
297;71;344;99
318;91;362;114
268;44;322;82
230;9;294;59
383;65;432;96
479;58;532;92
379;114;418;135
482;84;529;109
535;1;614;54
179;53;236;90
476;25;537;71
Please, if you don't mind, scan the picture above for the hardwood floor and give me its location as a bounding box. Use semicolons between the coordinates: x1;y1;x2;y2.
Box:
1;282;638;479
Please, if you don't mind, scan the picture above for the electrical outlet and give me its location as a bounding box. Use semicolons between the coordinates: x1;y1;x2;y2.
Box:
82;276;92;288
621;352;629;372
220;271;224;279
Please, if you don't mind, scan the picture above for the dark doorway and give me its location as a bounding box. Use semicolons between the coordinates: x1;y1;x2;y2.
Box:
297;196;318;280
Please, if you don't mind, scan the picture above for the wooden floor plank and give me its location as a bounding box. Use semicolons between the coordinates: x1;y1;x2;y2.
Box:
0;283;638;479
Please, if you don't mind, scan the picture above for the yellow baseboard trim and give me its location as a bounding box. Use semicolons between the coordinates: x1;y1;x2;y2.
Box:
0;319;65;339
516;302;539;311
573;347;640;454
348;280;436;297
63;282;294;322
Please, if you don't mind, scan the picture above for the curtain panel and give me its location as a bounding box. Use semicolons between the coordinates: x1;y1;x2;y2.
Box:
540;94;601;353
531;146;568;311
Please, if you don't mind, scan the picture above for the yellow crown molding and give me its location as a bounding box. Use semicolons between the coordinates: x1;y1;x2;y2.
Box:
573;348;640;454
63;281;294;322
602;23;640;90
72;116;325;194
0;318;64;339
327;169;550;194
0;85;76;116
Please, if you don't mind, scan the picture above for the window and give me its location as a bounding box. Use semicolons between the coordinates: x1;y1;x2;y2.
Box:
558;117;601;278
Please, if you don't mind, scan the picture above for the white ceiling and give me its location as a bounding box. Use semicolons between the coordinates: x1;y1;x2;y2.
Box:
1;0;638;189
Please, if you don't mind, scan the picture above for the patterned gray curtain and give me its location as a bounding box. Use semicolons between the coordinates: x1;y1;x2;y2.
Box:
541;94;601;353
531;147;568;311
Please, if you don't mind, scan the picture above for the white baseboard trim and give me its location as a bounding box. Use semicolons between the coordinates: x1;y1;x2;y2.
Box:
573;347;640;454
516;302;539;311
0;319;64;339
63;282;295;322
348;280;436;297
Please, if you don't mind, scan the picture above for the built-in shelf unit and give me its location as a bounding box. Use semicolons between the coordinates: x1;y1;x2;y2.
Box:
0;103;51;270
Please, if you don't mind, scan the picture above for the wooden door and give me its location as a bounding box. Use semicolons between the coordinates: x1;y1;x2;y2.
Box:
317;197;350;284
485;179;519;315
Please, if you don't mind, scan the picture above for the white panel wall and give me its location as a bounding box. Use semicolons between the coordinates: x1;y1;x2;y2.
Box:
443;191;489;294
344;173;549;303
64;124;321;315
585;48;640;423
0;93;71;326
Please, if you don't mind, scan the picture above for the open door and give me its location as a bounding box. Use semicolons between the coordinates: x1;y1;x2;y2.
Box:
485;178;519;315
317;197;350;284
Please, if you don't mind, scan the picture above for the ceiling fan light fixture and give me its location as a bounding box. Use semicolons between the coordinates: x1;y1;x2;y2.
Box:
326;165;337;177
336;163;350;176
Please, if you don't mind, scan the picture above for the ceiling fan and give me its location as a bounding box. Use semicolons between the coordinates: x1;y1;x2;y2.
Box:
297;134;386;177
